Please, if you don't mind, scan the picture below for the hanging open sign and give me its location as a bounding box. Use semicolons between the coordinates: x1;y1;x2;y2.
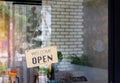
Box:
25;46;58;68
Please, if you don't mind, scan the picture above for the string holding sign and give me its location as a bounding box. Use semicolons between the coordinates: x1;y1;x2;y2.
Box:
25;46;58;68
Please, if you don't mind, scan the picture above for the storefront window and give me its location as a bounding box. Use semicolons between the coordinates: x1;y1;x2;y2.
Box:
0;0;108;83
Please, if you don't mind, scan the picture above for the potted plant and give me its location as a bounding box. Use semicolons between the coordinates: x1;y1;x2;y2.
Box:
68;54;88;66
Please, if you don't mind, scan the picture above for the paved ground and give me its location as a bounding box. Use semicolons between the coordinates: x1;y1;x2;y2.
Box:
72;80;107;83
66;64;108;81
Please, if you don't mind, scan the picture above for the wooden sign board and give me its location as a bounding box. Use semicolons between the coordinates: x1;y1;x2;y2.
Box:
25;46;58;68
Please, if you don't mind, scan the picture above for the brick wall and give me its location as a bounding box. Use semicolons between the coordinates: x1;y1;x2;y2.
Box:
42;0;84;71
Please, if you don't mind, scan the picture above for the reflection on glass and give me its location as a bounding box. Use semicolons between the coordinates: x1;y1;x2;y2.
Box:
0;0;108;83
0;1;9;77
13;4;51;83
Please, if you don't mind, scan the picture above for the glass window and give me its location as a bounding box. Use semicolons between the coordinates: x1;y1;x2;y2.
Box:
0;0;108;83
